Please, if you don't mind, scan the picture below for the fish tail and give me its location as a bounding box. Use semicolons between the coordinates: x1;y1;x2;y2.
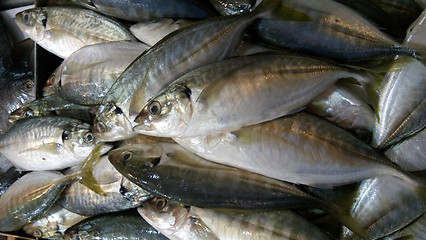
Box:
75;144;106;196
323;201;371;240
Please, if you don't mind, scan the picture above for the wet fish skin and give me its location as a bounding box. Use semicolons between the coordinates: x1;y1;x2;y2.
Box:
385;128;426;171
94;0;277;141
191;206;332;240
0;155;24;197
385;212;426;239
134;53;375;137
0;116;111;171
137;198;220;240
373;57;426;149
109;143;345;210
64;211;168;240
14;6;137;58
9;94;97;124
0;75;35;135
341;176;425;239
0;171;75;232
306;84;376;140
23;204;88;239
209;0;257;15
57;156;152;216
130;19;193;46
174;112;416;188
44;42;149;106
248;0;416;61
74;0;217;21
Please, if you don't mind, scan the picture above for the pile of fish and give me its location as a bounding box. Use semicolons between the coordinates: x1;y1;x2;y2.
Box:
0;0;425;239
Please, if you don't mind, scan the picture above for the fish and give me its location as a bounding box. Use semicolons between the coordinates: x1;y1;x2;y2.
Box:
0;155;24;197
405;9;426;55
333;0;406;39
341;176;425;239
23;204;88;239
191;206;333;240
134;53;376;137
57;155;152;216
93;0;281;141
109;142;369;238
44;42;149;105
385;212;426;239
385;128;426;171
248;0;417;61
173;112;420;188
0;116;111;171
137;198;220;240
369;0;423;30
8;94;97;124
73;0;217;22
0;171;78;232
306;83;376;140
209;0;258;15
372;57;425;149
130;19;193;47
64;211;169;240
14;6;137;58
0;76;35;135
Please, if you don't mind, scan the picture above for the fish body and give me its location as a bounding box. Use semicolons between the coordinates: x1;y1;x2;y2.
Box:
64;212;168;240
14;6;137;58
9;94;97;124
45;42;149;105
57;155;151;215
341;176;425;239
385;128;426;171
23;204;88;239
373;57;426;149
0;155;24;197
0;116;111;171
192;207;332;240
134;53;374;137
0;171;75;232
94;1;276;141
174;112;415;188
75;0;216;21
130;19;193;46
249;0;416;60
109;143;343;210
306;84;376;139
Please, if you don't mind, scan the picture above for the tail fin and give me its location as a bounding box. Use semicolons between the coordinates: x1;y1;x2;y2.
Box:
74;144;106;196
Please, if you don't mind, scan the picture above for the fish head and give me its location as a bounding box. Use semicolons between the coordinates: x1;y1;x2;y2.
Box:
108;143;163;176
23;223;61;239
64;122;111;160
134;85;193;137
42;68;61;96
137;197;191;236
15;8;48;42
64;222;99;240
93;102;136;141
6;76;36;117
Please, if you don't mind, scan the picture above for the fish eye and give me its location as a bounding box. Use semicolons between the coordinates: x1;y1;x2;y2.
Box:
113;106;123;115
23;80;34;91
96;122;106;132
62;130;70;140
122;151;133;161
83;132;94;143
148;101;161;116
25;109;34;118
154;197;167;211
34;229;43;238
23;13;29;21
